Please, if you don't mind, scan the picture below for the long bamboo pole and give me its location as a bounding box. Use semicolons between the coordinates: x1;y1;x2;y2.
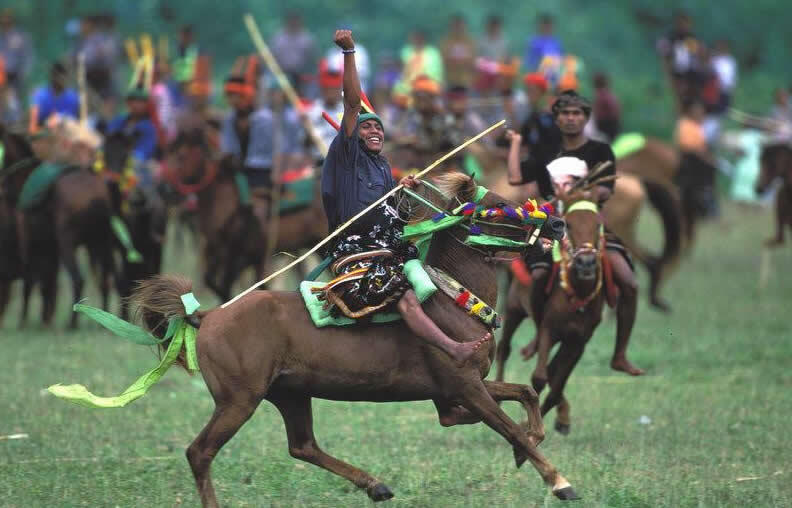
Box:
221;119;505;308
243;13;329;157
77;52;88;125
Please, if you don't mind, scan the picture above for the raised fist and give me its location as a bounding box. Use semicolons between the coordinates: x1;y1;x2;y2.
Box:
334;30;355;51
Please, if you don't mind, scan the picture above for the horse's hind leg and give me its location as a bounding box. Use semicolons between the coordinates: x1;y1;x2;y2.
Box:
555;397;572;435
458;379;578;500
269;393;394;502
187;400;258;508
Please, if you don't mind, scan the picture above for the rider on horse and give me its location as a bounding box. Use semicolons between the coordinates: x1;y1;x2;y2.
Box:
107;86;158;188
321;29;489;365
507;89;644;376
220;61;302;225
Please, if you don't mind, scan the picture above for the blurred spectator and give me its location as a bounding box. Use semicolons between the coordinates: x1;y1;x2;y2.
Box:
372;50;401;108
303;58;344;160
711;39;737;112
28;62;80;134
325;39;370;92
477;15;508;63
516;73;561;197
657;10;704;105
77;14;119;101
445;85;487;147
151;59;177;143
770;88;791;125
401;29;444;87
441;14;476;89
675;99;718;217
270;11;316;94
524;13;562;72
0;8;33;99
474;15;509;94
592;72;621;142
172;24;198;106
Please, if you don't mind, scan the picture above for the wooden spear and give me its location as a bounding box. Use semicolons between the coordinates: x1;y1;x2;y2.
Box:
221;119;506;308
77;52;88;125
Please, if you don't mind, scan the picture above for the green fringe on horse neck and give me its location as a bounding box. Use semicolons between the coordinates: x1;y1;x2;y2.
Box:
47;294;201;408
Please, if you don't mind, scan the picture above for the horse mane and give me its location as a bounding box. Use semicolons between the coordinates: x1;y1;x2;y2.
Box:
400;171;477;222
430;172;478;203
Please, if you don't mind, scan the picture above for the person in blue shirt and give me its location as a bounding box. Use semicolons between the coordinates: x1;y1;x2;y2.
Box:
29;62;80;133
107;87;158;186
322;29;490;365
524;14;563;73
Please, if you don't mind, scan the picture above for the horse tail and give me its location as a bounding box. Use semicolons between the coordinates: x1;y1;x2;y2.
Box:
642;180;683;273
129;274;203;371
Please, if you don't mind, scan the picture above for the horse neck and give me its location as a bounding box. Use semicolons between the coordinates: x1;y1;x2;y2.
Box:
425;228;499;306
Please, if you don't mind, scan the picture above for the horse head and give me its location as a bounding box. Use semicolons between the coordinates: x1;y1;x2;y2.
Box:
557;192;604;300
402;172;564;262
164;128;220;195
757;143;792;194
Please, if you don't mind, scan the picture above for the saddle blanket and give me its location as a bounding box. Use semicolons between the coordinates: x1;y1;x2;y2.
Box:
299;259;437;328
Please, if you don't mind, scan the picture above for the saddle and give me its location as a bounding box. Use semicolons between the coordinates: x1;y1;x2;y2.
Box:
311;249;405;319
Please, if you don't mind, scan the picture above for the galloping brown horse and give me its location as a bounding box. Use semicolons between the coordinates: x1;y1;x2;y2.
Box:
167;128;327;300
129;173;578;506
496;194;612;435
756;143;792;246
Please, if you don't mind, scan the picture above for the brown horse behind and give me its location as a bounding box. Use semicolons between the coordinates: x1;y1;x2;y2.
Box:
167;129;327;301
129;174;578;506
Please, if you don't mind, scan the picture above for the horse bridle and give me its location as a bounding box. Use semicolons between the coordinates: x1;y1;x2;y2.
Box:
401;181;557;262
558;200;604;310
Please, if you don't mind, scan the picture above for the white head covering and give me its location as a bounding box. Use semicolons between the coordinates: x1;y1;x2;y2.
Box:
546;156;588;185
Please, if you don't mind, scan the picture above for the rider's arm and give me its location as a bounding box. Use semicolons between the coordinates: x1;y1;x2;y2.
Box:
336;30;361;138
506;129;524;185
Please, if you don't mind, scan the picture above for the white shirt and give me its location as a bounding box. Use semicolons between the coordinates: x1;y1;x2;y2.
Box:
712;54;737;92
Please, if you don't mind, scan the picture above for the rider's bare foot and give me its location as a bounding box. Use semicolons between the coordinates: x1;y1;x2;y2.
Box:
452;333;492;366
611;356;645;376
520;338;538;361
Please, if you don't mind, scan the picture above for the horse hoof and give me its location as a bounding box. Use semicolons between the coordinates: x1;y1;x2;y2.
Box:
554;421;571;435
650;298;672;313
553;486;581;501
367;483;394;502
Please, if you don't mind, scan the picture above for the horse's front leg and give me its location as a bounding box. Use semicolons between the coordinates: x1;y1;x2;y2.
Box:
531;324;553;393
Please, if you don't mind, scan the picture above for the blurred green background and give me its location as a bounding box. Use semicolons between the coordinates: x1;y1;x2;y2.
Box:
3;0;791;138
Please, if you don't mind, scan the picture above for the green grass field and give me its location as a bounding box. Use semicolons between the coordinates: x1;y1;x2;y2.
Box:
2;202;791;508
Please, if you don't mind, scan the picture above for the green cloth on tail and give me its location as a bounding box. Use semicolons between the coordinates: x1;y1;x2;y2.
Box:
47;294;201;408
300;259;437;328
17;162;68;210
110;215;143;263
611;133;646;160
